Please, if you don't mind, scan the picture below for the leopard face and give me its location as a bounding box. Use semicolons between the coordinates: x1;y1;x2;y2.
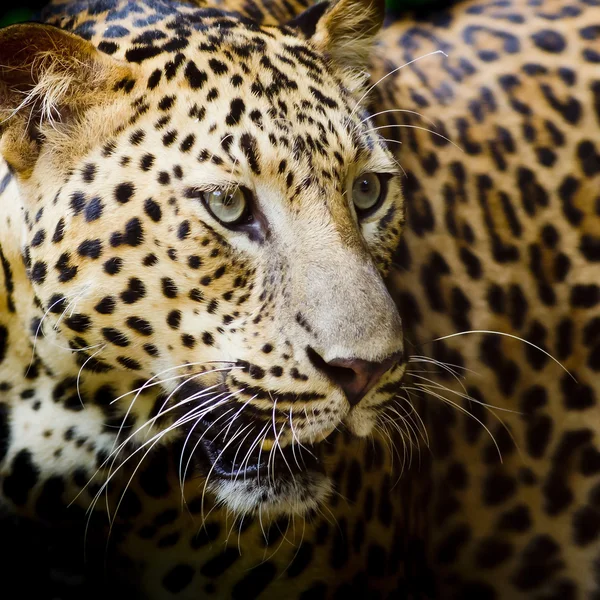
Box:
0;0;404;516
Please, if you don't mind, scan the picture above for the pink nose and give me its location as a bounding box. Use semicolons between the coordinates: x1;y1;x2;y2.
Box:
308;348;402;406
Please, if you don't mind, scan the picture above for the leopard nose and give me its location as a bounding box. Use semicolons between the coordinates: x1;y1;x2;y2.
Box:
307;348;402;407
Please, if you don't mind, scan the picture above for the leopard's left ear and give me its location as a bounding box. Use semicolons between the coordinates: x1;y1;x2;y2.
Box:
288;0;385;91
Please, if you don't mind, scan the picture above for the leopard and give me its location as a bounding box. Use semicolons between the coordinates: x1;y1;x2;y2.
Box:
0;0;599;598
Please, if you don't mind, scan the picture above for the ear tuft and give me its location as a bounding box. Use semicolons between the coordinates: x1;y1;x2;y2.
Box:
0;23;133;174
301;0;385;92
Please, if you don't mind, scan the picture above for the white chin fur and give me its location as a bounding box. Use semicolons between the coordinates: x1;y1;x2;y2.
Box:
346;409;377;437
208;472;333;518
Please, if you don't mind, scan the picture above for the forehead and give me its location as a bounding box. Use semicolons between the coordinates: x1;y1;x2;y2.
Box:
45;0;381;176
130;23;369;171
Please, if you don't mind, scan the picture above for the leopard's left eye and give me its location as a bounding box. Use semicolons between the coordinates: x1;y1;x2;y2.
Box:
352;173;386;216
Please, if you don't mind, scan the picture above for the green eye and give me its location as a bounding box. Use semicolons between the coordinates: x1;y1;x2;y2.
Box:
352;173;383;213
203;188;247;225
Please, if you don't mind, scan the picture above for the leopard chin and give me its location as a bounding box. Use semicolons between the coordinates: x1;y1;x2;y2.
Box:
208;469;334;518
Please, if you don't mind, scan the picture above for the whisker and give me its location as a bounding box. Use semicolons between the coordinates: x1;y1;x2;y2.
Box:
359;108;438;127
364;124;463;152
350;49;448;117
73;382;226;509
181;390;251;486
408;374;522;414
429;330;576;381
76;345;106;407
404;384;503;462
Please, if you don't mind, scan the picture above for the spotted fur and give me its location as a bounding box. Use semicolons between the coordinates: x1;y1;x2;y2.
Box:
0;0;599;598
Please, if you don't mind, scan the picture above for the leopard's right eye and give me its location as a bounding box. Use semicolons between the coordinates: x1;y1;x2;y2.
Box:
202;187;250;227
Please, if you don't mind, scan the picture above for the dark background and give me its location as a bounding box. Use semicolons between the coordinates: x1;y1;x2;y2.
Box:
0;0;437;27
1;2;48;27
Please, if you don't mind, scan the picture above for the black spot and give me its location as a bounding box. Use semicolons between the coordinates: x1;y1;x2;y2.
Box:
123;218;144;246
126;316;153;336
482;471;517;505
104;256;123;275
117;356;141;370
85;197;104;222
64;313;91;333
231;562;276;599
167;310;181;329
287;542;314;578
158;95;175;111
31;229;45;247
572;505;600;546
561;374;595;410
98;40;118;55
95;296;116;314
161;278;178;298
189;521;220;548
30;261;47;284
77;239;102;259
511;535;563;590
125;45;164;63
571;284;599;308
129;130;144;145
200;547;240;577
140;154;155;171
70;192;86;214
144;343;159;356
330;517;349;569
34;475;69;521
558;175;583;225
520;385;547;413
3;449;40;506
115;182;135;204
185;60;208;89
526;414;553;458
577;140;600;176
119;488;142;519
144;198;162;222
187;255;202;269
178;220;190;240
226;98;246;126
580;445;600;475
496;504;531;532
475;537;513;568
531;30;566;53
162;564;195;594
580;235;600;261
460;246;482;279
209;58;228;75
102;327;130;347
240;133;261;175
121;277;146;304
542;223;559;247
0;403;10;463
435;524;470;564
52;218;66;242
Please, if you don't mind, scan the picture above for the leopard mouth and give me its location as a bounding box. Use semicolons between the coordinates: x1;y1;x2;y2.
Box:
179;407;334;517
196;432;326;480
173;378;330;484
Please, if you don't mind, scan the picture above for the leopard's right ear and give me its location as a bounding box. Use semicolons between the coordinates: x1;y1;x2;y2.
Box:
0;23;136;176
288;0;385;93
